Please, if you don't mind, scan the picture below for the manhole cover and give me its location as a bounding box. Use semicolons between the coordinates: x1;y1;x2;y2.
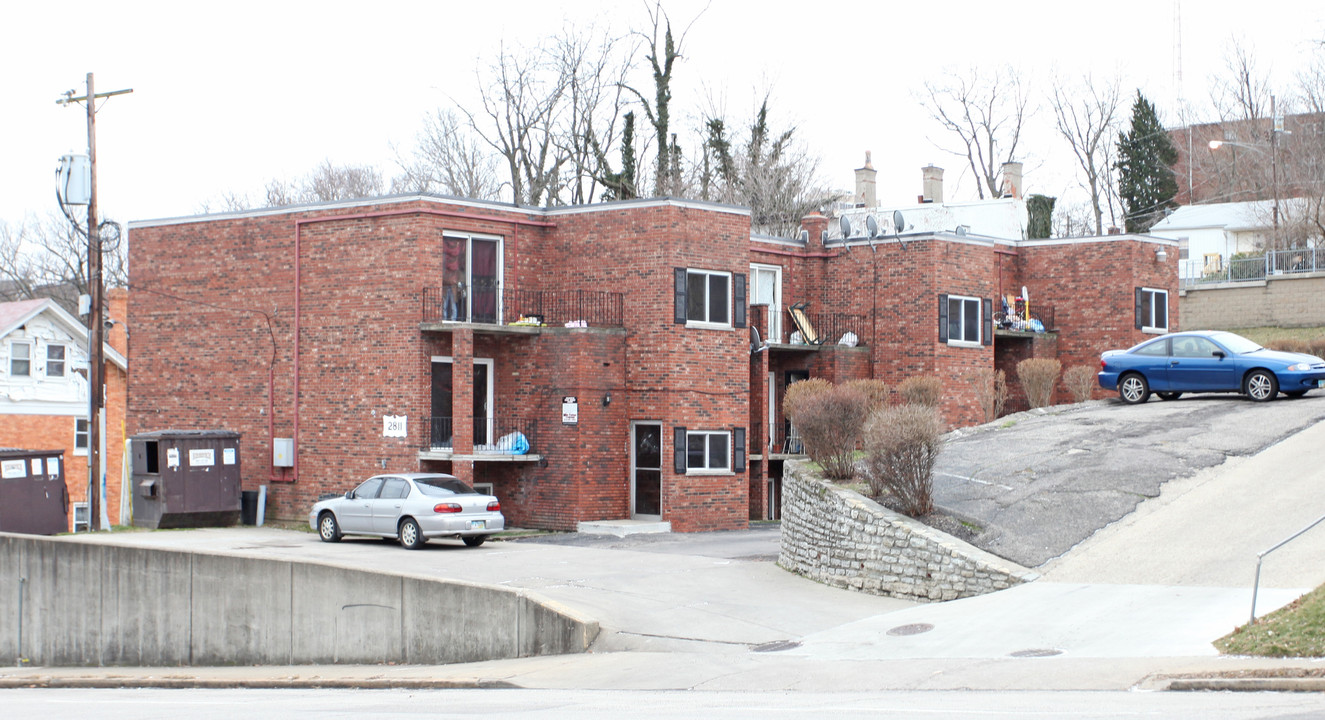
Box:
886;623;935;636
1009;648;1063;658
750;640;801;653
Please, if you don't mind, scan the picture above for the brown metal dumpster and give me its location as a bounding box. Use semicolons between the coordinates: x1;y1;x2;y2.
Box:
130;430;241;529
0;448;68;535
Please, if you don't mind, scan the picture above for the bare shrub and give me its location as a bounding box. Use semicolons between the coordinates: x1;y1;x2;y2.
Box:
1017;358;1061;408
968;367;1007;422
862;404;943;517
1268;337;1312;354
782;377;832;420
1063;365;1097;403
843;379;890;412
1310;337;1325;358
784;383;870;480
896;375;942;407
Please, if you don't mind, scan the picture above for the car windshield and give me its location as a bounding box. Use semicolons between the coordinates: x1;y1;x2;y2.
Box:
1210;332;1263;355
414;476;479;497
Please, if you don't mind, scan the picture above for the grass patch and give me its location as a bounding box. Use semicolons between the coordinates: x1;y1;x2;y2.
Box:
1215;583;1325;657
1228;326;1325;346
999;419;1017;429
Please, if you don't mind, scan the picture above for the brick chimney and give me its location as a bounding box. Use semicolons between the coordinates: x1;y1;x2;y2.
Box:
801;212;829;250
921;165;944;204
1000;161;1023;199
854;152;877;208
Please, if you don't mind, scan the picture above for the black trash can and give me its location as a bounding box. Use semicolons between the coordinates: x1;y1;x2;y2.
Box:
240;490;258;526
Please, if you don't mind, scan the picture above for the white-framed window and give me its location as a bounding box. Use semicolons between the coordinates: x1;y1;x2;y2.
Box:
9;341;31;377
943;294;982;347
74;418;89;456
1177;237;1190;261
685;430;731;473
1135;287;1169;333
46;343;66;377
686;269;731;327
440;232;503;324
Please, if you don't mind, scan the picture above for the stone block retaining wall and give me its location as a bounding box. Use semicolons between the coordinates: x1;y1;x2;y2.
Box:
778;461;1037;602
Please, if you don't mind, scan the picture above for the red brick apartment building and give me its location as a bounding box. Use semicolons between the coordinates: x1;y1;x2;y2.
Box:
126;194;1176;532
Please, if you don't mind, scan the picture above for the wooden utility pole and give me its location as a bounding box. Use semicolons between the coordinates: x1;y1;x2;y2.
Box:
57;73;131;530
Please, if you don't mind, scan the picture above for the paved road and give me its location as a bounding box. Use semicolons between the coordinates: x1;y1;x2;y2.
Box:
934;393;1325;567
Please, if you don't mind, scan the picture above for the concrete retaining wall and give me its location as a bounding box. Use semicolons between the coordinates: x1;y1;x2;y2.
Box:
1180;273;1325;330
0;534;597;666
778;462;1036;602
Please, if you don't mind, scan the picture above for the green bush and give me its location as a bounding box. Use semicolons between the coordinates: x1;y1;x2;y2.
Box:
862;404;943;517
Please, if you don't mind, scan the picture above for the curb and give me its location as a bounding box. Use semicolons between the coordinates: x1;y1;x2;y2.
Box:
0;677;517;690
1167;678;1325;692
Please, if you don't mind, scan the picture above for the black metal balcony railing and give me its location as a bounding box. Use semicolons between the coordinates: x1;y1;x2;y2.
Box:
995;301;1055;332
420;416;538;455
423;284;624;328
766;423;805;455
750;304;868;346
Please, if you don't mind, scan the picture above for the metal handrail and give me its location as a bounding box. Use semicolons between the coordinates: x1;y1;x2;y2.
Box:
1249;512;1325;623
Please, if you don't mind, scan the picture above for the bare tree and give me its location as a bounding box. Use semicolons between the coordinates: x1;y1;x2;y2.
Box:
391;108;501;200
622;2;702;197
0;213;128;314
1211;38;1272;123
1050;74;1123;235
702;96;834;236
921;66;1030;199
554;26;632;205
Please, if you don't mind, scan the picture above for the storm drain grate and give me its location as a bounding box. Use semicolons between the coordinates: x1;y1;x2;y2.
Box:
886;623;935;637
1009;648;1063;658
750;640;802;653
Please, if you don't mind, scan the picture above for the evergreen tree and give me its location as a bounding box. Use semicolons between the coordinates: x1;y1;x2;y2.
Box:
1026;194;1056;239
1116;91;1178;233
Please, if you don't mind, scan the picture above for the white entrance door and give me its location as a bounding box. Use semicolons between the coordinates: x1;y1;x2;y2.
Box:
751;264;782;343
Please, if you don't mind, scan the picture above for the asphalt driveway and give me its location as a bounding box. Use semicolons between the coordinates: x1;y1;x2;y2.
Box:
933;392;1325;567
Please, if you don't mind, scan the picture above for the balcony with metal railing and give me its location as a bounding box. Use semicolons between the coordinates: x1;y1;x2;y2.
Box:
750;304;869;347
1181;247;1325;288
422;283;624;328
418;416;542;462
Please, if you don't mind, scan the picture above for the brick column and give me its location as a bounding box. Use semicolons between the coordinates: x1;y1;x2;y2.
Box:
452;328;474;483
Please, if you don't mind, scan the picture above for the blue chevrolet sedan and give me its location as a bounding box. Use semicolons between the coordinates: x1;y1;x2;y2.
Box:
1098;330;1325;404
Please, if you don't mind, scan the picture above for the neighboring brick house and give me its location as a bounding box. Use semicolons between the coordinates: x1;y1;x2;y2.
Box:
0;295;128;532
127;191;1176;532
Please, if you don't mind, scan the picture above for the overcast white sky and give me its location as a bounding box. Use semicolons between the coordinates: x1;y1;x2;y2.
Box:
3;1;1323;229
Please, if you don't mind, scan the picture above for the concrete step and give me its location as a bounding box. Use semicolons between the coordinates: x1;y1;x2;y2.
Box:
576;519;672;537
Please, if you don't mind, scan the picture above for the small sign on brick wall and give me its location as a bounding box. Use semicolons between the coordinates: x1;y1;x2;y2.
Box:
383;415;407;438
562;396;578;425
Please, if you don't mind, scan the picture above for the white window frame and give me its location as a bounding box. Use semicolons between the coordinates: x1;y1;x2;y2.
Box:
685;269;732;329
1139;287;1169;334
946;295;982;348
46;343;67;378
685;430;731;474
1177;237;1190;261
9;340;32;377
74;417;89;456
750;263;782;342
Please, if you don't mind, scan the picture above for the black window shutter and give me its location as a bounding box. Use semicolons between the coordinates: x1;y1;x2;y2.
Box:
673;427;687;473
733;428;746;473
982;298;993;346
1134;287;1144;330
733;273;747;328
675;268;688;324
938;294;949;342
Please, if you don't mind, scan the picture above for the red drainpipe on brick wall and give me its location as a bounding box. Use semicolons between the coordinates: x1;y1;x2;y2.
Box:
285;205;555;483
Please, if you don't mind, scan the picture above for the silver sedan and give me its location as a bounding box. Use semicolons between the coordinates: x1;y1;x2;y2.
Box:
308;473;505;549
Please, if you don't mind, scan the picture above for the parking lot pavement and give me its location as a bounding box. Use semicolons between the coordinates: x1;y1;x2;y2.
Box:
933;393;1325;568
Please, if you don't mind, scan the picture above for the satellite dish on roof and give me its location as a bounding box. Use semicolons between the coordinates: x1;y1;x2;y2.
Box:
839;215;853;240
893;210;906;234
865;215;879;239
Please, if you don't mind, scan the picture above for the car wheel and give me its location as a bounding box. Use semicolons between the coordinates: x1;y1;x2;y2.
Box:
462;535;487;548
317;513;342;543
1284;390;1308;398
1245;370;1279;402
1118;373;1150;404
399;518;426;550
1156;392;1183;401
